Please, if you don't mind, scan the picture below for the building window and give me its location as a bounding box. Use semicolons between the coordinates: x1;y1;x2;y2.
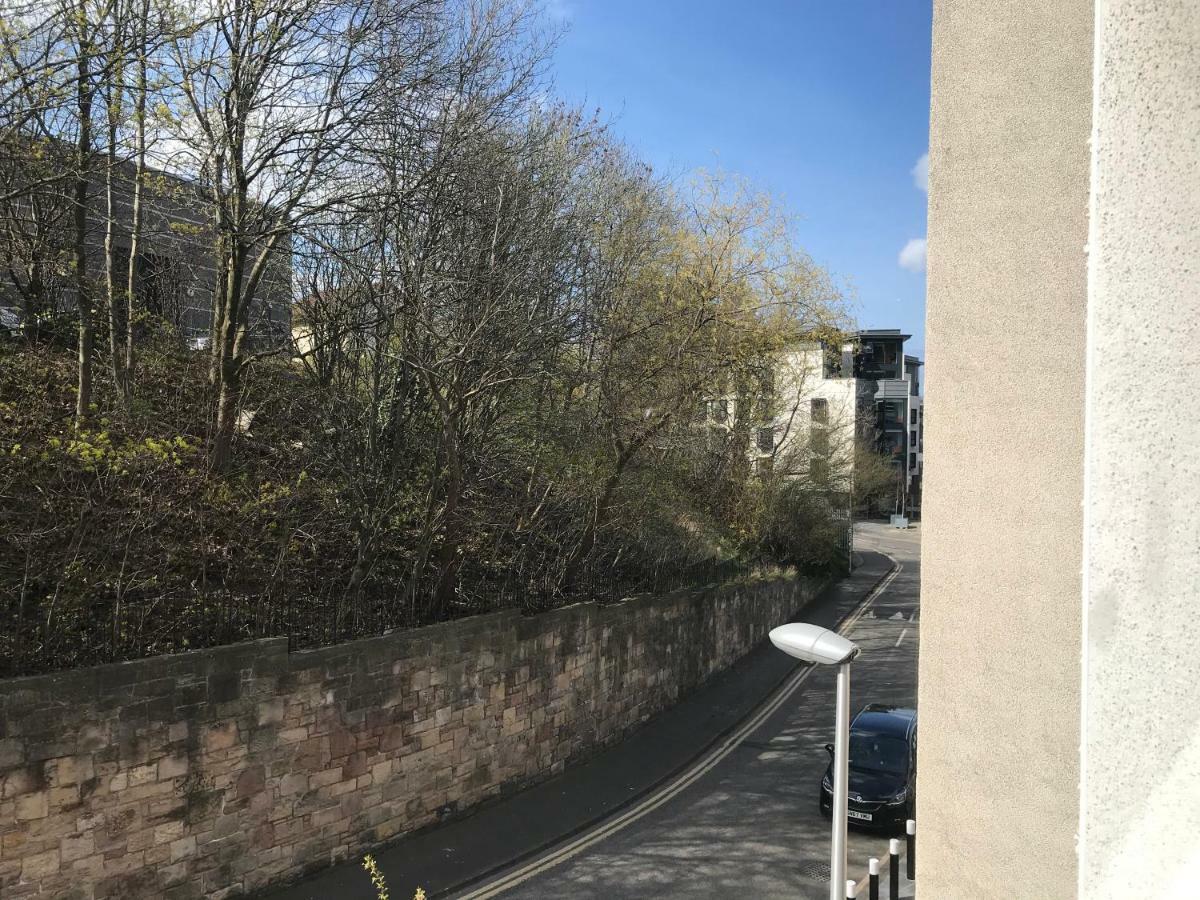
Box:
855;340;902;380
756;456;774;477
882;431;904;464
811;397;828;424
910;408;917;424
911;430;917;445
755;393;772;420
756;427;774;453
822;349;841;379
910;453;917;469
810;429;830;457
712;399;729;423
810;456;829;482
879;401;905;429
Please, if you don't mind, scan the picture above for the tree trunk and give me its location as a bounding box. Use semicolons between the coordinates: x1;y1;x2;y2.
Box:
123;9;147;405
562;414;672;590
73;17;94;427
430;416;464;616
210;353;240;472
562;454;627;591
209;240;245;471
105;103;127;406
209;230;228;386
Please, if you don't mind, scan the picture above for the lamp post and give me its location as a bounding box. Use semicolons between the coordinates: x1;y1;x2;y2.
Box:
847;471;854;575
769;622;861;900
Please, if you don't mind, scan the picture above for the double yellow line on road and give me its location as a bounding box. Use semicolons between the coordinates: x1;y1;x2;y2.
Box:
457;555;903;899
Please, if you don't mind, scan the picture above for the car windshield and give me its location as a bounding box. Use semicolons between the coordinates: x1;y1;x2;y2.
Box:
848;731;909;775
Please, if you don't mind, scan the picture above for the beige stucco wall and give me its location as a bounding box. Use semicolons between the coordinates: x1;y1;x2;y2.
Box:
916;1;1093;896
1080;1;1200;895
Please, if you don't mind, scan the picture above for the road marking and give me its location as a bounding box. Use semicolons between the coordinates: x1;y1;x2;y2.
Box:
456;556;904;899
895;627;908;647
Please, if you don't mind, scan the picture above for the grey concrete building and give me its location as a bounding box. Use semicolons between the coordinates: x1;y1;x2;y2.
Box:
917;0;1199;897
0;153;290;345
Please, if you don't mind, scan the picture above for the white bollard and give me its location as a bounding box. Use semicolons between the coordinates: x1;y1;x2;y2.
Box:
906;818;916;880
888;839;902;900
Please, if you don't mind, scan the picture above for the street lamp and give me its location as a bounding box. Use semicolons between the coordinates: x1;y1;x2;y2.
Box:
847;471;854;575
769;622;861;900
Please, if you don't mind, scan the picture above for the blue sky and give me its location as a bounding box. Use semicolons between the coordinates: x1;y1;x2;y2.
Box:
546;0;933;359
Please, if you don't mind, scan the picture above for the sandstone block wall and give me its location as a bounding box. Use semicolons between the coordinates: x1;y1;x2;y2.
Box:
0;574;815;898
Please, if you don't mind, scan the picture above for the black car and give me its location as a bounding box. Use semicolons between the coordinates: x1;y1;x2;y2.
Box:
819;704;916;832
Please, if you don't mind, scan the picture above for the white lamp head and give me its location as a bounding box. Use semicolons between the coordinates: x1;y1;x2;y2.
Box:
769;622;859;665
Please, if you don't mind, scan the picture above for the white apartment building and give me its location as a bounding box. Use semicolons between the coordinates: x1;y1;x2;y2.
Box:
746;331;924;515
749;342;859;483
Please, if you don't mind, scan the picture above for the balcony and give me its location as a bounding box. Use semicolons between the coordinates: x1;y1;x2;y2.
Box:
874;379;910;400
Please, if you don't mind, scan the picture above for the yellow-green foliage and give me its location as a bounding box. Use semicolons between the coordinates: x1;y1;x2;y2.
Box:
361;855;425;900
38;428;200;474
362;855;388;900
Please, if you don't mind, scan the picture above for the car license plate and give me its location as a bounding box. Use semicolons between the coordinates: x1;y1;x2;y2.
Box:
847;810;873;822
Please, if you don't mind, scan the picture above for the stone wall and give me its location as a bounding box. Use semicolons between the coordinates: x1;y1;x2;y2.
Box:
0;573;816;898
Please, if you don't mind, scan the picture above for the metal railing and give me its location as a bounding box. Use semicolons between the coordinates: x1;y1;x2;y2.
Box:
1;554;750;677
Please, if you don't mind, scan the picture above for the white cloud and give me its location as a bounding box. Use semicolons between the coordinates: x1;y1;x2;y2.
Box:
899;238;927;273
912;152;929;193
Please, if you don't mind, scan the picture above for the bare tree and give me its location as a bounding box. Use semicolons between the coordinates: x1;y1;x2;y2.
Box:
559;171;847;586
97;0;159;408
65;0;112;423
0;8;75;331
166;0;446;470
1;0;864;671
296;12;584;618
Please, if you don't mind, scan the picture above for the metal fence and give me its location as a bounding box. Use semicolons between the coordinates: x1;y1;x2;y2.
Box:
1;555;749;678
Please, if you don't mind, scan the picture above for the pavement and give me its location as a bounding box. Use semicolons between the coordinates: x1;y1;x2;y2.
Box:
260;522;919;900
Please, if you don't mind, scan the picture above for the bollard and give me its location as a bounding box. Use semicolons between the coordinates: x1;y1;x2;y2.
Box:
846;879;858;899
906;819;915;881
868;857;880;900
888;838;901;900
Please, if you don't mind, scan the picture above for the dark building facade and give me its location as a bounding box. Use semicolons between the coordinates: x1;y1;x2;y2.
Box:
0;153;290;346
852;329;923;516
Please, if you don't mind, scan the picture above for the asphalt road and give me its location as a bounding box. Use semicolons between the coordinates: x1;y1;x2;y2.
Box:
460;521;921;899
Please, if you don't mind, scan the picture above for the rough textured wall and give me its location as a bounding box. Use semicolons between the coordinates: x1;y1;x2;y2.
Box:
917;1;1092;896
0;575;814;898
1081;1;1200;895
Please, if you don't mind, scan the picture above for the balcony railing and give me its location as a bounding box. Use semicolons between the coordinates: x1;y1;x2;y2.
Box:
874;379;911;400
